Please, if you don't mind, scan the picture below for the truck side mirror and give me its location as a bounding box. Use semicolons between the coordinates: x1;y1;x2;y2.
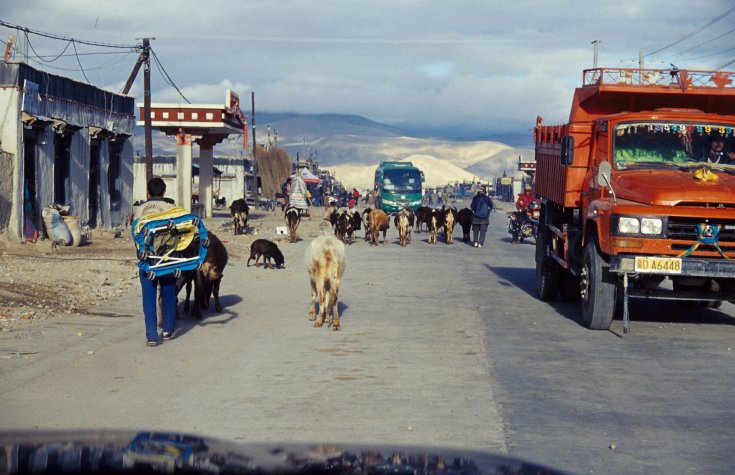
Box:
597;161;612;187
560;136;574;166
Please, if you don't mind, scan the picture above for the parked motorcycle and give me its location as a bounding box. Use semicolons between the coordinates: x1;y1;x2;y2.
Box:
508;201;540;243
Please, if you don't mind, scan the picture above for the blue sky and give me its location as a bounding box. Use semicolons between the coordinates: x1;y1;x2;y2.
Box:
3;0;735;137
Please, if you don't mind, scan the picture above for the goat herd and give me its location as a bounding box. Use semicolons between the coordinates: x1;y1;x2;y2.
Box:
320;204;476;247
172;198;479;332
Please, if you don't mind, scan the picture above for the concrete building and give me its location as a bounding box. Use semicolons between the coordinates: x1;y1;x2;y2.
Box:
0;62;135;241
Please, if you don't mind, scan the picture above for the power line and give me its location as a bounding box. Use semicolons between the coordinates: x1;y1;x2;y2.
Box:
150;48;190;103
646;5;735;57
675;25;735;55
71;40;91;83
0;18;138;50
27;54;133;73
716;58;735;70
25;35;71;63
681;44;735;63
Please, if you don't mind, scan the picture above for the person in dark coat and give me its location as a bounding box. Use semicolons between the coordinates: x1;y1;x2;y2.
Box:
470;189;493;248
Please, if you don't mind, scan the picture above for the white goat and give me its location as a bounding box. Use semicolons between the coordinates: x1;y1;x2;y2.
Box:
305;235;346;330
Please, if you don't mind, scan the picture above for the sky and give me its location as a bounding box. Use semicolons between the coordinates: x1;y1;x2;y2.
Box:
3;0;735;138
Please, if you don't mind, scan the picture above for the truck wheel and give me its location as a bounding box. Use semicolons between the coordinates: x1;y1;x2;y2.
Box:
560;270;581;302
536;228;560;300
581;238;616;330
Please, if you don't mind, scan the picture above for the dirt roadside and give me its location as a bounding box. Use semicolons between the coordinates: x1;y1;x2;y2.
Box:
0;199;511;353
0;205;331;341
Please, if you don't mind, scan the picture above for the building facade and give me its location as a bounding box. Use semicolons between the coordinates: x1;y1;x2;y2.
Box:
0;62;135;241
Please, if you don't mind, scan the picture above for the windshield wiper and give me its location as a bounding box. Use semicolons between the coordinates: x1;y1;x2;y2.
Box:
617;161;686;171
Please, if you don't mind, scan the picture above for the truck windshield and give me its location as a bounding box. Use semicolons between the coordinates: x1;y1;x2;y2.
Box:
613;122;735;170
382;169;422;193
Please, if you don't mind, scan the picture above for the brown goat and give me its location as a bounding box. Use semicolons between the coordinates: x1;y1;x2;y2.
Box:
369;209;390;245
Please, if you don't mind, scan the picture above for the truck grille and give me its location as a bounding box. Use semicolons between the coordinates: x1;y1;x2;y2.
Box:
667;218;735;240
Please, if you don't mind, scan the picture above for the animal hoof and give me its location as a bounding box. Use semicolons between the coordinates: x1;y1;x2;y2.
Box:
314;321;323;327
215;305;222;312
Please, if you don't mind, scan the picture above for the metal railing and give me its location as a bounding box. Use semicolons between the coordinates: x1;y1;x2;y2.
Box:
583;68;735;90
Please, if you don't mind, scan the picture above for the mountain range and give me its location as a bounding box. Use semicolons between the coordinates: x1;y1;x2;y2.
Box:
135;112;534;188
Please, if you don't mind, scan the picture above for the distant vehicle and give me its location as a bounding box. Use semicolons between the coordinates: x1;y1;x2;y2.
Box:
374;161;424;212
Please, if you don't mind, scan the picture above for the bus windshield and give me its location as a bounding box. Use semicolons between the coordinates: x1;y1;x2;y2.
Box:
613;122;735;170
382;169;422;193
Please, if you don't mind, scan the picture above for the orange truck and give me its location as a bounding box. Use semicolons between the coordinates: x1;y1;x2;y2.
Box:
534;67;735;333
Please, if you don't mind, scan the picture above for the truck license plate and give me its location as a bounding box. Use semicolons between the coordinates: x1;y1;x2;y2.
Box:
634;256;682;274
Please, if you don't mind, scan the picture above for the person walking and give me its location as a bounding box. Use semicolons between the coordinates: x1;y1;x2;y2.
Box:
131;177;178;347
470;189;493;248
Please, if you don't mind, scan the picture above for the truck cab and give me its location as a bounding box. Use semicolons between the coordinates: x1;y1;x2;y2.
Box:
534;67;735;332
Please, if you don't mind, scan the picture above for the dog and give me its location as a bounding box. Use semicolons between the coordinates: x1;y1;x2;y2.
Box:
247;239;285;269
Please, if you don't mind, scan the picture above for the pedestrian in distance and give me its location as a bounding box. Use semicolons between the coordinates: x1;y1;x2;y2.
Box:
470;188;493;248
131;177;178;347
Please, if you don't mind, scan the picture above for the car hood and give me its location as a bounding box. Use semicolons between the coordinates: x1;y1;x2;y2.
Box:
0;430;567;475
613;170;735;206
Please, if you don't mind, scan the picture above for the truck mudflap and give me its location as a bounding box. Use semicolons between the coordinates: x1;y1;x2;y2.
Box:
610;255;735;335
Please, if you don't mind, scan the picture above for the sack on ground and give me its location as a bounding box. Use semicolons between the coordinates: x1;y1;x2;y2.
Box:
42;206;72;245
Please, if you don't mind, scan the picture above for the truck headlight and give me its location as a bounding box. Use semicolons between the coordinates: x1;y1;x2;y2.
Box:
640;218;663;235
618;217;640;234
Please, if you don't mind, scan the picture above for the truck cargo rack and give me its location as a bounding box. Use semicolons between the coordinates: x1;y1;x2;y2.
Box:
583;67;735;92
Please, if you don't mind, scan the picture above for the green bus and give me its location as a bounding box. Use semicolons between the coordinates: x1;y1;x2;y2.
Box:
374;161;424;212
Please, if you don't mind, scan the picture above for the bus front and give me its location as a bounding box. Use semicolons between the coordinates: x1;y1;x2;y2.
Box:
377;167;423;212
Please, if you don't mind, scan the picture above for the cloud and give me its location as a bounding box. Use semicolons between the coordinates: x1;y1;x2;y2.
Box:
5;0;735;135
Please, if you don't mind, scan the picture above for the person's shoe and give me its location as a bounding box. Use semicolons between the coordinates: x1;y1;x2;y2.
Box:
478;243;483;248
162;330;176;341
146;340;158;347
473;242;479;247
512;240;519;244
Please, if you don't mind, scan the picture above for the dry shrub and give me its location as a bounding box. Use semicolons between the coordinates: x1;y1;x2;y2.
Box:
254;146;292;199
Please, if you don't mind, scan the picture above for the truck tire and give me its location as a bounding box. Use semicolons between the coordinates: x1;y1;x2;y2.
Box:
581;237;616;330
536;227;560;301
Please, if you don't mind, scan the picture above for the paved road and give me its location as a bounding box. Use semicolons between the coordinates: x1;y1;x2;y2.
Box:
475;211;735;474
2;205;734;474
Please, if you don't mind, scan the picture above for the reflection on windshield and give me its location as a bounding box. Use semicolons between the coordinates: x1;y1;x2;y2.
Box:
613;122;735;170
383;170;421;193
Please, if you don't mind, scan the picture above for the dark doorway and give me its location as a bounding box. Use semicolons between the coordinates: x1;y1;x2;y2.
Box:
54;133;72;205
23;135;37;226
88;140;101;228
108;140;123;227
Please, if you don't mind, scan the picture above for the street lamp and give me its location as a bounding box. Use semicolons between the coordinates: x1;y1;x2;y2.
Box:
591;40;601;69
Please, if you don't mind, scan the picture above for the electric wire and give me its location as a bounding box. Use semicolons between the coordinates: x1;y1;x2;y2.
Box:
25;35;71;63
28;52;135;73
675;25;735;55
0;18;138;50
681;44;735;63
716;58;735;70
71;40;91;83
646;5;735;58
150;48;190;103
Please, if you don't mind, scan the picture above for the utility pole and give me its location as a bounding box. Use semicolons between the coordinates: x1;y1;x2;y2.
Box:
140;38;154;184
251;92;259;209
591;40;601;69
126;37;155;184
